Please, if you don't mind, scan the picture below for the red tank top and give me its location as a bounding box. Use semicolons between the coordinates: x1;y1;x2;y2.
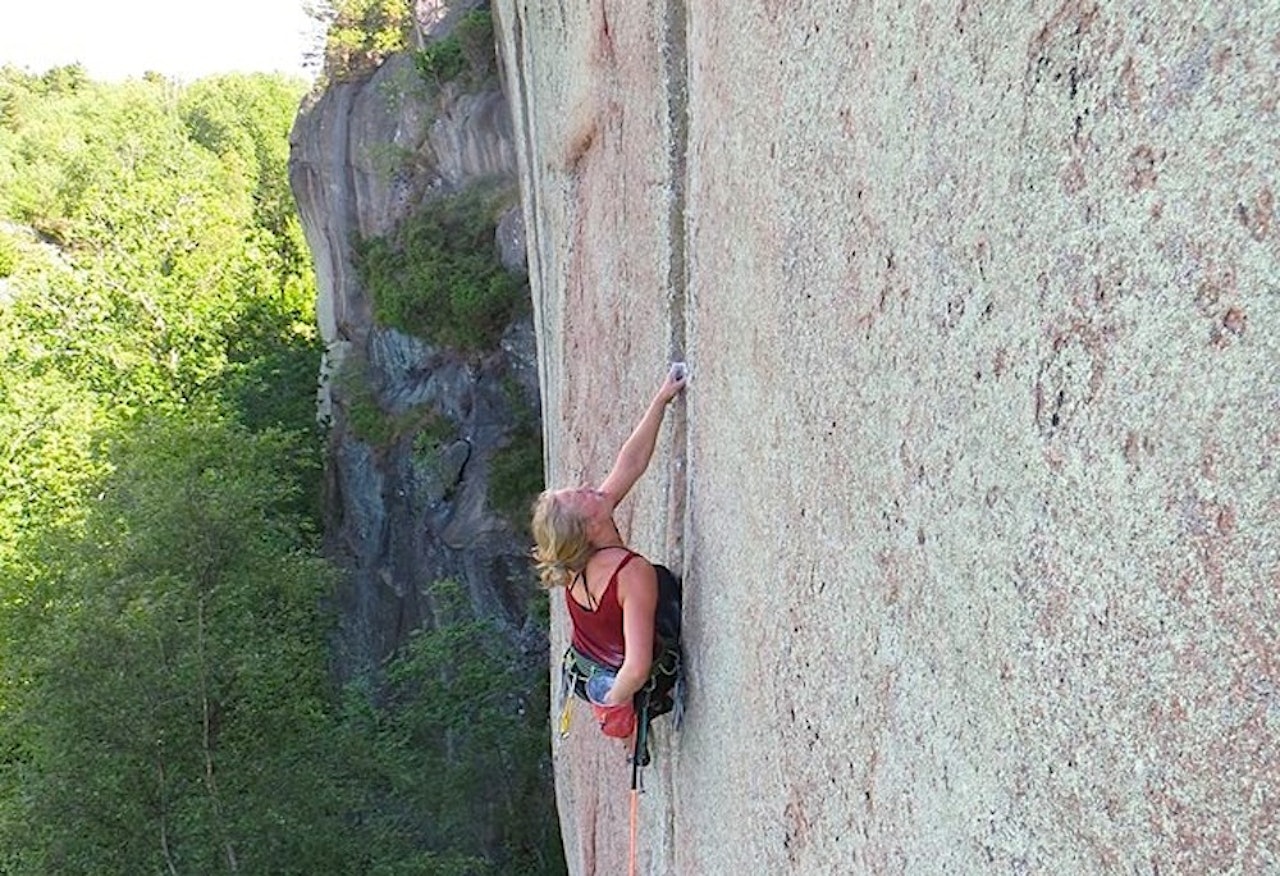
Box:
565;549;639;669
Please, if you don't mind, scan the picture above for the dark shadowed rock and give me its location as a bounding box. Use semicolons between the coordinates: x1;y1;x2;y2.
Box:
290;26;535;679
496;205;527;273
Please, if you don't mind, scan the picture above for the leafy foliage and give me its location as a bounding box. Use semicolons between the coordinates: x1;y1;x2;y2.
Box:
3;419;343;873
0;229;17;277
309;0;414;83
489;378;544;529
417;36;467;84
0;63;560;876
454;10;499;82
330;350;446;449
416;10;498;89
0;69;322;419
355;183;527;351
332;578;563;870
0;66;339;873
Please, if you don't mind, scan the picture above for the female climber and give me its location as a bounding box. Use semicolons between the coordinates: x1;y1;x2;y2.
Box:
531;363;687;741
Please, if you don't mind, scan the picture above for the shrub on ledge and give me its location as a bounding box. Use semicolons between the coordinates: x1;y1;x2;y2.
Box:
355;184;525;352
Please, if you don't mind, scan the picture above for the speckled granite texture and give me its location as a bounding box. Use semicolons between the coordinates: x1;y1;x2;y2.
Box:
494;2;1280;873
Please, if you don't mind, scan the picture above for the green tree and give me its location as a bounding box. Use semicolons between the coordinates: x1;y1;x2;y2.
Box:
308;0;414;82
0;68;340;874
0;68;321;424
0;64;561;875
2;418;346;874
345;579;563;874
416;10;498;88
355;184;527;351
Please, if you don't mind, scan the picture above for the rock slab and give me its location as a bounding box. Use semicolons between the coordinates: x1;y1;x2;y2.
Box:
495;2;1280;874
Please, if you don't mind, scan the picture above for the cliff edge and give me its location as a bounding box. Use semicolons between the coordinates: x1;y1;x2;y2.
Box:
495;2;1279;874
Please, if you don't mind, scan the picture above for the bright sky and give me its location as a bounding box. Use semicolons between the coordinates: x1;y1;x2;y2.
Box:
0;0;320;82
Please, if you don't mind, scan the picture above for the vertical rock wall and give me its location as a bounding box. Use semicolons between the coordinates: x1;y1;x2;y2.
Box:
495;3;690;873
290;45;535;676
496;2;1279;874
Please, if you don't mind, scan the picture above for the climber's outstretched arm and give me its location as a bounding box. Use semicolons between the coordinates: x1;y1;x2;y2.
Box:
599;365;687;507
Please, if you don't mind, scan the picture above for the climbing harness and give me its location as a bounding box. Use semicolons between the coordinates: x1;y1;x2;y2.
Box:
556;637;682;744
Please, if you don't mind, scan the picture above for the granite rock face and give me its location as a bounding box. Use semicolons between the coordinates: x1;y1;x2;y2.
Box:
494;2;1280;874
289;24;537;675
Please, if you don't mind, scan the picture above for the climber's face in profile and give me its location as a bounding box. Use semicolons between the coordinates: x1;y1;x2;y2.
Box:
558;486;610;528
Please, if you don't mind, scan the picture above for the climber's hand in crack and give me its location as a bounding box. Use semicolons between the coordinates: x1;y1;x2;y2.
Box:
656;362;688;406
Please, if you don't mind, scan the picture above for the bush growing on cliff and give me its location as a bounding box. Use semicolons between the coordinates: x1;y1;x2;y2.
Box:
355;184;527;351
331;350;450;449
416;10;497;88
417;34;467;84
489;378;544;529
489;424;543;529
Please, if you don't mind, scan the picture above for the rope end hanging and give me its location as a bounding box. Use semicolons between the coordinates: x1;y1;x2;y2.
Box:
628;787;639;876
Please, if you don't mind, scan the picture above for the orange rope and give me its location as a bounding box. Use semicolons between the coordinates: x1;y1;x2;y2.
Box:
628;787;639;876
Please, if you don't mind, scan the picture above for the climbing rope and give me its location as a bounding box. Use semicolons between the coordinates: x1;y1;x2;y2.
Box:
628;693;650;876
628;787;639;876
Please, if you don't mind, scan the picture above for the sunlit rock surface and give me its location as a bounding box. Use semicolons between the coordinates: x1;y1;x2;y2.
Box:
494;2;1280;873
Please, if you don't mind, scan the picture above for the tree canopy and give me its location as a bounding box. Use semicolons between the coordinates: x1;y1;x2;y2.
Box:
0;65;562;874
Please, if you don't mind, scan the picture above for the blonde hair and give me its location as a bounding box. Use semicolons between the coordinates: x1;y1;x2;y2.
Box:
530;490;592;589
